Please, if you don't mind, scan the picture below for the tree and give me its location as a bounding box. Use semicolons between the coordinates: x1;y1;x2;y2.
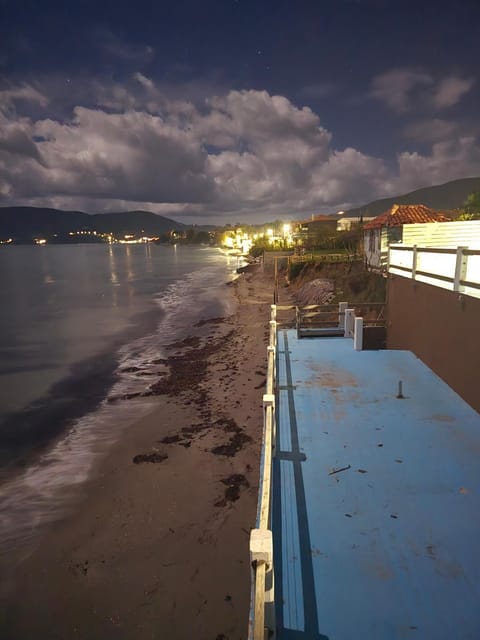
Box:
459;192;480;220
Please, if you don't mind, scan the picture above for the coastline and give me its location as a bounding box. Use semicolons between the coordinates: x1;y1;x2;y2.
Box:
1;264;275;640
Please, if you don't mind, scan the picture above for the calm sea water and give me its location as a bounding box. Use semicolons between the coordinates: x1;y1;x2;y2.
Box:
0;243;239;560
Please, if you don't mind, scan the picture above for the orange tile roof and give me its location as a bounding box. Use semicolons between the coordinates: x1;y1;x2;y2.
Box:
363;204;451;230
297;214;334;224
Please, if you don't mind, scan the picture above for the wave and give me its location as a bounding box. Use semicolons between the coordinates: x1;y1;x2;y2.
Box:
0;254;236;568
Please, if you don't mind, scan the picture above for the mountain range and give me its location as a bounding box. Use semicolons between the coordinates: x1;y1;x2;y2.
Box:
0;208;186;242
343;176;480;218
1;175;479;241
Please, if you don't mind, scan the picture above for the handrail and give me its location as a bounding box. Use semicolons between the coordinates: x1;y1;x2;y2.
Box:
389;244;480;299
295;300;386;349
390;245;480;256
249;304;277;640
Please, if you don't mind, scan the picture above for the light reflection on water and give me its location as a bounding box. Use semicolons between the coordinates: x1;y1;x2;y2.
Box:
0;244;239;568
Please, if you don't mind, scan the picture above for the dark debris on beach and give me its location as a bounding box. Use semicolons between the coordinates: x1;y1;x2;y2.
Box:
148;330;235;399
159;416;252;457
215;473;249;507
133;451;168;464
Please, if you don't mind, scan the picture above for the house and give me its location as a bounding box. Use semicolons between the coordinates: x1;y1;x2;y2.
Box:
363;204;450;269
293;214;337;247
336;215;376;232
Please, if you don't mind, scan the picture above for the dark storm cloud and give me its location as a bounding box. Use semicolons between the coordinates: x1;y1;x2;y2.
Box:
2;75;479;219
0;127;44;164
93;28;154;63
371;68;475;114
1;0;480;220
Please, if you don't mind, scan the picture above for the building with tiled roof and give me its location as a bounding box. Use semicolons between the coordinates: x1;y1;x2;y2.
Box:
293;214;337;248
364;203;451;269
363;204;450;230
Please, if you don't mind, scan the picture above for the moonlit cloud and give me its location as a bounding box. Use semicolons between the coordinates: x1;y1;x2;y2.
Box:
96;29;154;63
133;72;155;91
1;78;480;221
396;137;480;192
433;76;475;109
403;118;459;142
371;69;433;113
371;68;475;114
0;83;49;110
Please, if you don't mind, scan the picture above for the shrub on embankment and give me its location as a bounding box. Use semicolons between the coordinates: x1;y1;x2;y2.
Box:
286;259;386;305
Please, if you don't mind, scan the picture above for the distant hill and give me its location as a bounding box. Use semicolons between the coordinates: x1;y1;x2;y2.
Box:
344;176;480;218
0;207;186;242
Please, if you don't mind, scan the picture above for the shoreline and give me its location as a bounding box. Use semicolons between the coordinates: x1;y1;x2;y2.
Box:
1;264;275;640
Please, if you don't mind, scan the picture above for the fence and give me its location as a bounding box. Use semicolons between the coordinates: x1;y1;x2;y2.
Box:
248;300;387;637
248;306;277;640
288;252;361;264
388;245;480;300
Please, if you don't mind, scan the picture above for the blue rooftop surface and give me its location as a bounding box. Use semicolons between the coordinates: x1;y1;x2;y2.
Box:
273;330;480;640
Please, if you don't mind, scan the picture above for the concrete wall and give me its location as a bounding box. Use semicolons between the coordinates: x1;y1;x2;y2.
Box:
387;274;480;413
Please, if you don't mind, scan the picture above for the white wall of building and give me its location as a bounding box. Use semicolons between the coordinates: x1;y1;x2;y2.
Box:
401;220;480;248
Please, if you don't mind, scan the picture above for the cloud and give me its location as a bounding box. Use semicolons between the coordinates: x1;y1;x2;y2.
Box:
93;28;154;63
133;72;155;91
403;118;459;142
1;84;480;220
371;68;475;113
298;83;338;101
433;76;475;109
396;136;480;192
371;69;433;113
0;83;49;110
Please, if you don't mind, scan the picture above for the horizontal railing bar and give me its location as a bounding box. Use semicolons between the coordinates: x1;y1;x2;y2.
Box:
389;264;411;273
253;562;266;640
347;302;386;307
306;316;346;328
460;279;480;290
258;406;272;531
414;247;457;255
391;246;480;256
412;269;454;283
390;245;456;254
391;267;480;289
391;264;456;284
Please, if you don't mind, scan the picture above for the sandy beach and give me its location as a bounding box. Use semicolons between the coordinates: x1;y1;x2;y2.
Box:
0;264;278;640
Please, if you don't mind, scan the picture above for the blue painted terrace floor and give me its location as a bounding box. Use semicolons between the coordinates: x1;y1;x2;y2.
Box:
273;330;480;640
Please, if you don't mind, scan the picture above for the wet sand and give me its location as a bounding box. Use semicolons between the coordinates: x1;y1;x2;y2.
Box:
0;264;276;640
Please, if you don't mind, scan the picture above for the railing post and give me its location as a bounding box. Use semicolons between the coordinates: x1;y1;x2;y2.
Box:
263;393;275;458
338;301;348;328
354;317;363;351
412;245;418;281
250;529;274;640
344;308;355;337
269;320;277;349
266;347;275;397
453;246;468;292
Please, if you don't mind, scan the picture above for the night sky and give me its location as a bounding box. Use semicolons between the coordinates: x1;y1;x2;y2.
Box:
1;0;479;223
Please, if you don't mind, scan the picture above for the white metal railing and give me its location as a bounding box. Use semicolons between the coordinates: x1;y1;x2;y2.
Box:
248;299;387;636
249;304;277;640
389;245;480;299
294;301;385;350
344;308;363;350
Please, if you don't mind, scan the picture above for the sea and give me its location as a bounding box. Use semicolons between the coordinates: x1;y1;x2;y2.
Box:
0;242;241;563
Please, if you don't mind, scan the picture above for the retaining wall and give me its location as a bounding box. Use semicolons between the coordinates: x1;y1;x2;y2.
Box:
387;275;480;413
